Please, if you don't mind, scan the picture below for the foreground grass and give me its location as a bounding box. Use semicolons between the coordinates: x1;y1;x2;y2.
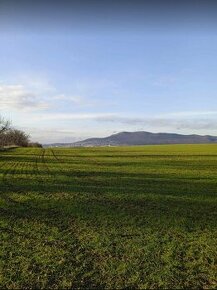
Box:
0;145;217;289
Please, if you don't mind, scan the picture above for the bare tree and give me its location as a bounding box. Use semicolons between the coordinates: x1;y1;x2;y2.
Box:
0;116;11;147
0;116;29;147
0;115;41;148
0;116;10;134
3;129;30;147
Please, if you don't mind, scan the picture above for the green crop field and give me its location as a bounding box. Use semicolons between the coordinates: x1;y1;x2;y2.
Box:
0;145;217;289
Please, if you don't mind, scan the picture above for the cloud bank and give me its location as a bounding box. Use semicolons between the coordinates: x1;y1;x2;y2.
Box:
0;85;49;110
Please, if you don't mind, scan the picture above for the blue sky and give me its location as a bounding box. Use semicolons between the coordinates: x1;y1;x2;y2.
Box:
1;1;217;143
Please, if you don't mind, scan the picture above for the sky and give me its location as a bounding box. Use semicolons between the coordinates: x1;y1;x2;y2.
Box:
1;0;217;143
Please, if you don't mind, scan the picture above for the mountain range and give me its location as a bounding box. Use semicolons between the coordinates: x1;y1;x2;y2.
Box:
44;131;217;147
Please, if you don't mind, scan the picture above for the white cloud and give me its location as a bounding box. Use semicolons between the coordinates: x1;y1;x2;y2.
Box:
34;112;117;121
159;111;217;118
28;111;217;132
96;114;217;132
0;85;49;110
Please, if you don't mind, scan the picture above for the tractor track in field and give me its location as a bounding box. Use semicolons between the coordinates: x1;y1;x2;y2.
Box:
50;149;66;174
50;149;87;177
41;149;53;176
34;148;49;183
33;148;57;182
34;148;63;185
40;149;60;183
40;148;67;181
1;148;71;208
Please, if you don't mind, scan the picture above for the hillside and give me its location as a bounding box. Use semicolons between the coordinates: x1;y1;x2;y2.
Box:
45;131;217;147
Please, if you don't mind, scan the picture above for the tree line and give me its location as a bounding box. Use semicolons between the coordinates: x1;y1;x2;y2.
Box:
0;116;42;148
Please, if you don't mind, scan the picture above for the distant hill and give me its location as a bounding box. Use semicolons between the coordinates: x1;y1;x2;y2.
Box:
44;131;217;147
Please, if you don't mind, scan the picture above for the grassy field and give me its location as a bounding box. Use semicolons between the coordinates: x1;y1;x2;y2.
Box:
0;145;217;289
